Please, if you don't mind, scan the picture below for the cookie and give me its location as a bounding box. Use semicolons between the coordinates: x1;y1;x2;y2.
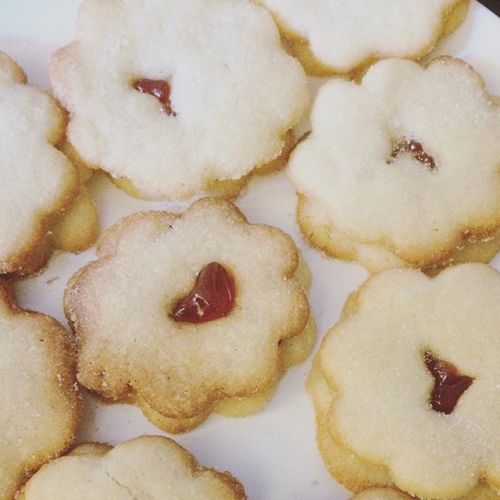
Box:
352;487;498;500
53;142;98;253
352;489;412;500
309;264;500;498
289;58;500;273
64;198;314;433
0;284;79;499
0;52;97;276
19;436;246;499
257;0;468;77
50;0;309;201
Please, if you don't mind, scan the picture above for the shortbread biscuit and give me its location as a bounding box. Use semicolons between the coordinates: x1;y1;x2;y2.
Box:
298;196;500;275
289;58;500;273
50;0;309;200
310;264;500;498
53;142;98;253
65;198;313;433
257;0;468;77
0;284;79;500
0;52;97;276
19;436;245;499
352;488;412;500
351;486;498;500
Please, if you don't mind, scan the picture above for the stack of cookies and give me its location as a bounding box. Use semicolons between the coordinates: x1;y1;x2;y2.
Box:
2;0;500;498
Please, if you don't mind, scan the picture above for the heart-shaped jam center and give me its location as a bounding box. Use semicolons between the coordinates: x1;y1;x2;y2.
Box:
133;78;176;116
171;262;235;324
424;351;474;414
391;139;436;170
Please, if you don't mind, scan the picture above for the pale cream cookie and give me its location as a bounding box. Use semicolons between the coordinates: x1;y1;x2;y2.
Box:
53;142;98;253
309;264;500;498
19;436;246;499
352;488;412;500
257;0;468;76
351;487;498;500
289;58;500;273
0;284;79;500
64;198;313;433
0;52;97;276
50;0;309;200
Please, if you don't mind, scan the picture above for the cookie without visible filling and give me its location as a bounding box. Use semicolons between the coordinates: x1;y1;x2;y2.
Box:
51;0;309;200
19;436;246;499
310;264;500;498
351;488;412;500
64;198;313;433
0;52;96;276
257;0;468;76
289;57;500;272
0;285;79;500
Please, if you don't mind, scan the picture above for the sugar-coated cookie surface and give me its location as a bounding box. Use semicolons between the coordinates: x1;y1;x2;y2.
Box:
311;264;500;498
290;58;500;272
0;52;83;276
0;285;79;500
19;436;246;499
257;0;468;75
51;0;309;200
64;198;312;433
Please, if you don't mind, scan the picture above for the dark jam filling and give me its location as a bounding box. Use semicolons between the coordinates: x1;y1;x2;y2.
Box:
133;78;176;116
391;140;436;170
171;262;235;324
424;351;474;414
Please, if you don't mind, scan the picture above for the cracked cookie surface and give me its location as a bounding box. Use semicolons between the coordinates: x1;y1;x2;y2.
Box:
19;436;245;499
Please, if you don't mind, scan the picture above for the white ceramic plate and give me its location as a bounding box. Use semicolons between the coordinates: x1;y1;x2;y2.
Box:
1;2;499;498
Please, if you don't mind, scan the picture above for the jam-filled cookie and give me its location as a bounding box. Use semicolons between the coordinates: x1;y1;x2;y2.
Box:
257;0;468;77
0;52;97;276
289;58;500;273
309;264;500;498
64;198;314;433
0;284;79;500
50;0;309;201
19;436;246;499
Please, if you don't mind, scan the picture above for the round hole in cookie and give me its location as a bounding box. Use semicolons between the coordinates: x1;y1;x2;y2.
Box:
389;139;436;170
170;262;236;324
423;350;474;414
132;78;176;116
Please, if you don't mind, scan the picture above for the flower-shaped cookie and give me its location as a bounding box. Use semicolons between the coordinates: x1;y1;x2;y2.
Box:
0;284;79;500
50;0;309;200
311;264;500;498
20;436;246;499
65;198;312;433
289;58;500;273
0;52;97;276
257;0;468;76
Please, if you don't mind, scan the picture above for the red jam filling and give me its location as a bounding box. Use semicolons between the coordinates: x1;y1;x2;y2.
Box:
171;262;235;324
392;140;436;169
133;78;176;116
424;351;474;414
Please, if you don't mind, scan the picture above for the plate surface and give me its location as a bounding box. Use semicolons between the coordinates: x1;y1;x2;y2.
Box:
1;2;499;498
